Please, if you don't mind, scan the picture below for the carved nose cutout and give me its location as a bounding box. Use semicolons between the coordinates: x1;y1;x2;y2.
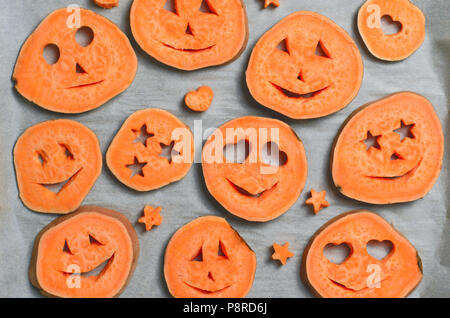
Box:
380;15;402;35
223;140;250;163
76;63;87;74
76;26;94;47
323;243;351;264
185;24;194;35
43;44;60;65
261;142;287;166
366;240;393;260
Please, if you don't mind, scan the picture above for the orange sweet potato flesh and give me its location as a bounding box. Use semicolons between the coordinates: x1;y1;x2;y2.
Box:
332;92;443;204
94;0;119;8
29;206;139;298
246;11;363;119
107;108;194;191
185;85;214;111
130;0;248;70
13;8;137;113
14;120;102;214
301;210;423;298
164;216;256;298
202;116;307;222
358;0;425;61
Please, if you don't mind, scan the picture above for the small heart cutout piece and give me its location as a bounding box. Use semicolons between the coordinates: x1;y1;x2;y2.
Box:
323;243;351;264
185;85;214;112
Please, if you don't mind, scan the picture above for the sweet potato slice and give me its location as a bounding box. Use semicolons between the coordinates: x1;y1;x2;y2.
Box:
130;0;248;70
29;206;139;298
164;216;256;298
13;8;137;113
107;108;194;191
301;210;423;298
14;120;102;214
331;92;443;204
358;0;425;61
94;0;119;8
202;116;307;221
246;11;363;119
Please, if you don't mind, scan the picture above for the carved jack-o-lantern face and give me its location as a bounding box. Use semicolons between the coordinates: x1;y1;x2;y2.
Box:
302;211;423;298
164;216;256;298
107;108;194;191
202;116;307;221
246;11;363;119
30;206;139;298
130;0;248;70
13;8;137;113
332;92;444;204
14;120;102;214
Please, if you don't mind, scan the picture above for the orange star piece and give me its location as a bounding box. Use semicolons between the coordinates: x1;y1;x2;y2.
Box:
138;205;163;231
306;189;329;214
264;0;279;8
272;242;294;265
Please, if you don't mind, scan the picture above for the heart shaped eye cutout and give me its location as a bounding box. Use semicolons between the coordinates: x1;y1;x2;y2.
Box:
43;44;60;65
380;15;402;35
223;140;250;163
261;142;287;166
366;240;393;260
75;26;94;47
323;243;352;264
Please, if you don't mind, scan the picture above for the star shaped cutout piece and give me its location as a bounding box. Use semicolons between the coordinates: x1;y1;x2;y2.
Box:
272;242;294;265
306;189;329;214
264;0;279;8
138;205;163;231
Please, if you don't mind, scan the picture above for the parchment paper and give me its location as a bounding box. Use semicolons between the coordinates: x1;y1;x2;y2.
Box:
0;0;448;297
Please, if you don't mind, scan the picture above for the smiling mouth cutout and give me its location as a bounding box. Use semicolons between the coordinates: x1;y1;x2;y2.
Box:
65;80;104;89
226;178;278;198
184;282;232;294
60;253;115;279
329;277;387;293
367;159;422;181
161;42;216;53
39;168;83;194
270;82;329;99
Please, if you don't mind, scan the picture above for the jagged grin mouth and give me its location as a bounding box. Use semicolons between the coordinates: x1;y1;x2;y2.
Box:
226;179;278;198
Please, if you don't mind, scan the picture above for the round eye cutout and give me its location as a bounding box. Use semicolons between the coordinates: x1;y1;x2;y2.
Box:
106;108;194;191
331;92;444;204
29;206;139;298
164;216;256;298
13;120;102;214
13;8;137;113
358;0;425;61
202;116;307;222
246;11;363;119
301;210;423;298
130;0;248;70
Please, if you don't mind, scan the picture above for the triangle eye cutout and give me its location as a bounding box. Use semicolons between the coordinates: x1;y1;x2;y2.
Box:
315;40;332;59
199;0;217;15
191;247;203;262
89;234;103;246
218;241;229;259
63;240;73;254
163;0;177;14
276;38;289;54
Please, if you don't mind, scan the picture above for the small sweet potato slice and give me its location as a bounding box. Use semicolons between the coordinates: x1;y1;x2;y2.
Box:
301;210;423;298
164;216;256;297
29;206;139;298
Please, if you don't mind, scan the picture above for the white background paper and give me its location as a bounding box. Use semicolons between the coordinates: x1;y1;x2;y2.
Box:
0;0;448;297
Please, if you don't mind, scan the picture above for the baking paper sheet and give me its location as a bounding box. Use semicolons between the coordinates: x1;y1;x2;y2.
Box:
0;0;448;297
